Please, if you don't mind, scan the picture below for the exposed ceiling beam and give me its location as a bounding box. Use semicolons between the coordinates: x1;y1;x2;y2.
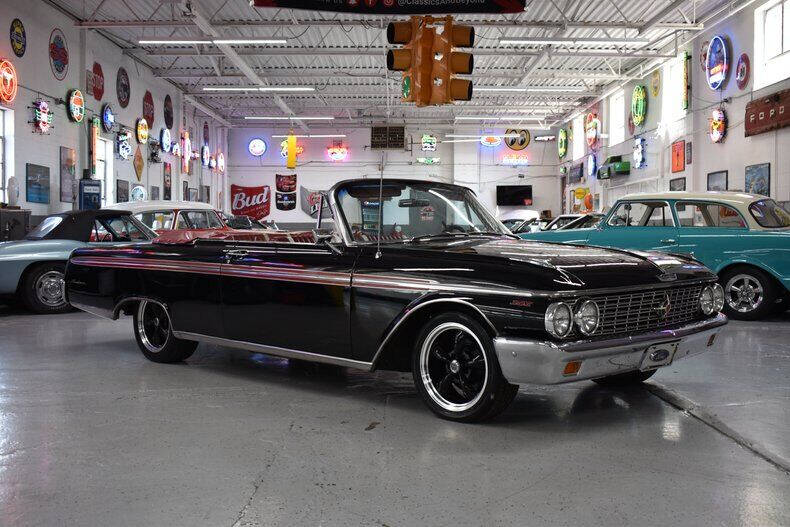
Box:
183;95;232;127
188;90;594;98
638;0;689;34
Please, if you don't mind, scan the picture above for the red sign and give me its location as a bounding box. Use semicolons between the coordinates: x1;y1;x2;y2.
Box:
0;59;18;104
745;88;790;137
92;62;104;100
276;174;297;192
143;90;155;128
231;184;271;220
671;140;685;173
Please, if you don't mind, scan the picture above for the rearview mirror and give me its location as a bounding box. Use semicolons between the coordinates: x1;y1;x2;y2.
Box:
398;198;430;207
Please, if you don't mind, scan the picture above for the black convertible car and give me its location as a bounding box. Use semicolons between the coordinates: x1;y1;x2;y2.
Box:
66;180;727;421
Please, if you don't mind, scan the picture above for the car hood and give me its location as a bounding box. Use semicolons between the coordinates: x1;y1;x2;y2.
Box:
386;236;713;291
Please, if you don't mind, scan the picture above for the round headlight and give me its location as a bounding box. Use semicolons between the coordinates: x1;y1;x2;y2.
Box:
699;286;715;315
711;283;725;312
574;300;600;336
545;302;573;338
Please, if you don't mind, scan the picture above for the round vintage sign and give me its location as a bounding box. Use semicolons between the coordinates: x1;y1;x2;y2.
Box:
504;128;530;151
201;145;210;166
479;135;501;147
101;103;115;132
631;85;647;126
163;94;174;129
92;62;104;100
586;153;596;178
160;128;171;152
0;59;18;104
49;28;69;81
136;118;149;143
10;19;26;58
706;35;729;90
736;53;750;90
217;152;225;173
650;70;660;97
699;40;709;73
116;67;130;108
557;128;568;158
248;138;267;156
709;108;726;143
67;89;85;122
130;185;148;202
142;90;154;128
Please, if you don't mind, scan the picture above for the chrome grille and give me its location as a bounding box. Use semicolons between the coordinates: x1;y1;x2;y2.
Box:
582;284;706;338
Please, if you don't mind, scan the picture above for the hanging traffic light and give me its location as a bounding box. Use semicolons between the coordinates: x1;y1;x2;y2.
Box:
387;16;473;107
430;17;474;104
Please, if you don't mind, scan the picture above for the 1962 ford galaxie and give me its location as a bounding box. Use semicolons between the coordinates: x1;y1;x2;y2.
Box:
66;180;727;421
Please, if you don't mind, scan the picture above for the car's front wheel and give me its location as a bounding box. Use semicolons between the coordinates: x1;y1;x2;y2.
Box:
412;313;518;422
133;300;197;363
20;262;70;314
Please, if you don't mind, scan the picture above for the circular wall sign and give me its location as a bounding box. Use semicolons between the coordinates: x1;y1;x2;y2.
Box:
584;112;600;149
131;185;148;202
706;35;729;90
504;128;530;151
699;40;709;72
116;130;132;160
10;19;26;58
480;135;501;147
248;138;267;156
142;90;154;128
650;70;660;97
709;108;727;143
217;152;225;173
163;94;174;129
0;59;18;104
736;53;750;90
101;103;115;132
160;128;171;152
586;153;597;178
557;128;568;158
91;62;104;100
631;85;647;126
201;145;210;166
136;118;149;143
67;89;85;122
49;28;69;81
116;67;130;108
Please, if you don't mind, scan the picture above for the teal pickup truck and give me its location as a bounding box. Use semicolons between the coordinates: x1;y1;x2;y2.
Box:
521;192;790;320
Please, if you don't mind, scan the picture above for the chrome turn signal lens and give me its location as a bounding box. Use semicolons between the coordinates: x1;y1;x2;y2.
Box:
699;285;715;315
711;283;725;312
574;300;600;336
545;302;573;339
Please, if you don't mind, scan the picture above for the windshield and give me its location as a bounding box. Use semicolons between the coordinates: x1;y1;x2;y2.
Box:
335;181;508;243
750;199;790;228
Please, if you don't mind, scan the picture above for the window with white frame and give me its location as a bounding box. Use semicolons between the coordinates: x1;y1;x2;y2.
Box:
572;114;584;160
662;55;687;126
754;0;790;90
608;90;625;147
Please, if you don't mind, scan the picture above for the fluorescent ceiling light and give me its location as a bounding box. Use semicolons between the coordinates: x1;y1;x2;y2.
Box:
244;116;334;120
500;37;649;46
475;86;585;93
203;86;315;92
271;134;346;138
446;134;521;138
139;38;286;45
454;116;545;121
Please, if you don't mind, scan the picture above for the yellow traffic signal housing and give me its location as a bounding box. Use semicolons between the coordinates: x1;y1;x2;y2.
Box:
430;18;474;104
387;17;435;106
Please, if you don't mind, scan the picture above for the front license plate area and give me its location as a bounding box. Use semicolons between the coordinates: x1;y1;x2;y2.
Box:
639;341;679;371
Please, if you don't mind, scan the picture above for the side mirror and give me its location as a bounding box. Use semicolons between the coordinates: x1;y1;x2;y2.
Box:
313;228;342;254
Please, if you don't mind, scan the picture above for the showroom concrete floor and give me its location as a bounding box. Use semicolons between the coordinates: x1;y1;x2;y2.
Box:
0;306;788;527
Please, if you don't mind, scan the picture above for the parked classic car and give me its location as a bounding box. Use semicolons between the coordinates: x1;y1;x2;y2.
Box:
0;209;156;313
105;200;229;235
66;180;727;421
560;213;605;230
521;192;790;320
542;214;583;231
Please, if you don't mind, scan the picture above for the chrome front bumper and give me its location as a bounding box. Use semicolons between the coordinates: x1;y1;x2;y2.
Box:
494;313;727;385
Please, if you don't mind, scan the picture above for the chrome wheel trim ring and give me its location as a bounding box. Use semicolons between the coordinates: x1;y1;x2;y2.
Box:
419;322;489;413
136;300;171;353
725;273;764;313
35;270;66;307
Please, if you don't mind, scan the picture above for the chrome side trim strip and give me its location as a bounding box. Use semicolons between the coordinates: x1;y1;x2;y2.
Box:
369;297;497;370
171;331;374;371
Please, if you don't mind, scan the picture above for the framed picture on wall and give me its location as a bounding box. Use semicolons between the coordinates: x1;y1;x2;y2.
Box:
685;141;692;164
707;170;728;191
116;179;129;202
744;163;770;196
671;140;685;173
163;162;172;200
26;164;50;204
182;181;189;200
59;147;76;203
150;185;160;200
188;187;198;201
669;177;686;191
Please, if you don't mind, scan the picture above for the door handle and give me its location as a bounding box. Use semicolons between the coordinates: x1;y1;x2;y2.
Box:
661;239;676;244
224;249;249;260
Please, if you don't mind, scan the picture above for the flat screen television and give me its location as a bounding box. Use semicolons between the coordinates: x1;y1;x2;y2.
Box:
496;185;533;206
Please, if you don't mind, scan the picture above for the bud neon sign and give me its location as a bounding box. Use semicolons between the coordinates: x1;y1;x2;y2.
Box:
502;153;529;166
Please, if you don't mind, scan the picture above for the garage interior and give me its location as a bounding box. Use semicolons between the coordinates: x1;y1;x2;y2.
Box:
1;0;790;525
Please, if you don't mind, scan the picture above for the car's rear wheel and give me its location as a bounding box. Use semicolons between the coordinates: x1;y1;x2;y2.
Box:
133;300;197;363
593;369;656;387
721;266;777;320
412;313;518;422
20;262;70;314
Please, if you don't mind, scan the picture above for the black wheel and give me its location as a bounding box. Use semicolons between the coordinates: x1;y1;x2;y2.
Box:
20;262;70;314
593;369;656;387
721;266;778;320
132;300;197;363
411;312;518;422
